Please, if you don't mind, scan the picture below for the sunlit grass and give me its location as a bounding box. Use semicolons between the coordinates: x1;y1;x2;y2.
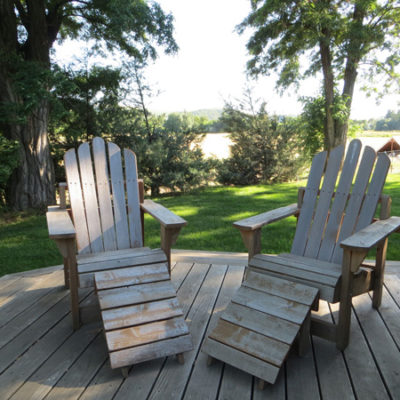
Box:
1;173;400;277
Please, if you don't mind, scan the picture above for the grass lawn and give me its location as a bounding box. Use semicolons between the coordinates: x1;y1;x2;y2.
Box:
1;173;400;277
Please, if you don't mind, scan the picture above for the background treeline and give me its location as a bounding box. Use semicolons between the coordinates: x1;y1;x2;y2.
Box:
2;60;399;208
355;110;400;132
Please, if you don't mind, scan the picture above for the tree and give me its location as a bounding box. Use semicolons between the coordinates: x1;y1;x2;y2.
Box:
0;0;177;209
239;0;400;151
217;90;306;185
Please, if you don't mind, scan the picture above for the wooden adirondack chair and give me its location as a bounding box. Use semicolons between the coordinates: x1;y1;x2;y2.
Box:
47;137;193;374
203;140;400;387
233;139;400;350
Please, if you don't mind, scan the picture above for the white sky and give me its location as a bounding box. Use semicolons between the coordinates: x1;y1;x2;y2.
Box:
54;0;400;119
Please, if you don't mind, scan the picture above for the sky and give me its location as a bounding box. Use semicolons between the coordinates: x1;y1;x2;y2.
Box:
54;0;400;120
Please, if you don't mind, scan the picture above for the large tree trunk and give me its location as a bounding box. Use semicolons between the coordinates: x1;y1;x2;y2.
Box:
6;99;55;209
0;0;56;209
319;37;340;152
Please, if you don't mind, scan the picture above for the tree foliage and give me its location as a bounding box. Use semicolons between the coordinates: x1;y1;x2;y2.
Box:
217;92;307;185
49;63;211;197
0;0;177;209
239;0;400;150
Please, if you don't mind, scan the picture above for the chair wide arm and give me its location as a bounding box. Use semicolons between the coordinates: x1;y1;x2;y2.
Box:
233;203;299;231
141;200;187;228
233;204;299;260
47;205;76;240
340;216;400;251
141;200;187;273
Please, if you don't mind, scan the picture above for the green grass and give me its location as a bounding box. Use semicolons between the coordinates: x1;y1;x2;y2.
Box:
1;173;400;277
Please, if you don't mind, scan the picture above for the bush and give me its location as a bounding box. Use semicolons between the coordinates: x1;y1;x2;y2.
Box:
216;97;306;185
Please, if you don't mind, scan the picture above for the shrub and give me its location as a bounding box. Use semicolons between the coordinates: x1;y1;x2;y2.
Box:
216;97;306;185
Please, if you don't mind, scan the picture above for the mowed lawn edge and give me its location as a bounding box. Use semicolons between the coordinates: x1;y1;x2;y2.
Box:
1;173;400;276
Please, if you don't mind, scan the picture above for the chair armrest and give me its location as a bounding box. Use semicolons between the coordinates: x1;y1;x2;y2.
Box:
47;206;76;240
141;199;187;228
340;216;400;251
233;203;299;231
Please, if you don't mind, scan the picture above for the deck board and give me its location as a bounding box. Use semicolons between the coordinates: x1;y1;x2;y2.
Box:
0;250;399;400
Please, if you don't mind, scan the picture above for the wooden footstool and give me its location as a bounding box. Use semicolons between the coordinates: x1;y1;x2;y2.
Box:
202;270;319;388
94;263;193;376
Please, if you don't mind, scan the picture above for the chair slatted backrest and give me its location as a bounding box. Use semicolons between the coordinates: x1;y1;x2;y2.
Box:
291;139;390;264
64;137;143;254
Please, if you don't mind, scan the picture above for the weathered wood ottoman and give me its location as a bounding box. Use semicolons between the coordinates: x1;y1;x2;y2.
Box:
202;270;319;388
94;264;193;377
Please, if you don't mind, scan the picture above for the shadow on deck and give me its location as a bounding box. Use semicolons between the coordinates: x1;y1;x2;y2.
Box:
0;250;399;399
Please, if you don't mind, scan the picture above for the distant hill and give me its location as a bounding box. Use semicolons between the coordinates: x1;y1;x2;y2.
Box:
188;109;222;120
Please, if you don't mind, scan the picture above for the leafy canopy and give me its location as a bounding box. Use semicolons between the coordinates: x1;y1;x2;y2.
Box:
239;0;400;92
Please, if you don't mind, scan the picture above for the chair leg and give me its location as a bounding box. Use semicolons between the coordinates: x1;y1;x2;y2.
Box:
297;313;311;356
66;241;80;330
177;353;185;364
121;367;129;378
63;257;70;289
372;239;388;309
257;379;266;390
337;249;358;351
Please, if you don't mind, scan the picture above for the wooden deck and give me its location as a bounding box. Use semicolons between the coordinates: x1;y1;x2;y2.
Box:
0;250;399;400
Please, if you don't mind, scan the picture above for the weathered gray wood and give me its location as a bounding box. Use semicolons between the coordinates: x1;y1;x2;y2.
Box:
93;136;117;251
250;255;338;288
79;262;194;400
108;142;130;250
78;248;166;273
64;147;91;254
278;253;342;277
285;338;320;400
124;148;143;248
97;280;177;310
352;293;400;397
44;333;108;400
77;246;151;264
248;265;336;302
218;363;252;399
331;146;376;263
233;286;309;325
46;206;75;239
94;263;169;290
233;203;299;231
209;319;290;366
78;141;104;253
110;334;193;370
103;298;183;331
1;256;400;400
304;144;344;258
141;199;187;228
356;152;390;232
0;285;67;350
184;265;245;400
341;216;400;251
146;265;227;400
312;300;355;400
318;139;361;261
244;269;319;306
0;270;63;328
330;302;391;399
9;325;101;400
221;302;299;345
291;150;327;255
203;338;281;384
106;316;189;352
